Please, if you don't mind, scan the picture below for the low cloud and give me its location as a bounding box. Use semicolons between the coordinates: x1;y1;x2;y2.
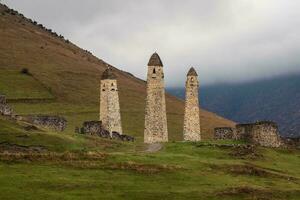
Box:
4;0;300;86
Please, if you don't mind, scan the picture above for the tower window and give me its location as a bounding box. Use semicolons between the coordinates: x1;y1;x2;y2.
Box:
111;88;115;91
102;89;105;91
153;68;156;74
111;83;114;86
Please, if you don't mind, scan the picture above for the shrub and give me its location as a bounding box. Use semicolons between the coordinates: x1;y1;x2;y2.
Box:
20;68;31;76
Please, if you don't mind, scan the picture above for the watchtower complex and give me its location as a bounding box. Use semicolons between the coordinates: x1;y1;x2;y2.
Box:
144;53;168;143
100;67;122;134
183;67;201;141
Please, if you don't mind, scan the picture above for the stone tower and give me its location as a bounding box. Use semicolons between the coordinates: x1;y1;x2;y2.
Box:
144;53;168;143
183;67;201;141
100;67;123;134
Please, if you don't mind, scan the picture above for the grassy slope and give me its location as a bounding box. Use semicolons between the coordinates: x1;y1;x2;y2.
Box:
0;4;235;141
0;117;299;199
1;5;299;200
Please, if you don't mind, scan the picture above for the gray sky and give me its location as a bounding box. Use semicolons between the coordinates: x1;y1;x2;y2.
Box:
3;0;300;86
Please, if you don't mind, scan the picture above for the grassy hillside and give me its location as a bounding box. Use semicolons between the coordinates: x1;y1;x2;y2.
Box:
0;3;235;140
0;117;299;200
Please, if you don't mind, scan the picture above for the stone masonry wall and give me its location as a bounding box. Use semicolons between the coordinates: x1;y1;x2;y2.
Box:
183;74;201;141
18;115;67;132
79;121;134;142
0;95;13;116
144;65;168;143
0;95;5;104
100;79;122;134
236;121;282;147
214;127;235;140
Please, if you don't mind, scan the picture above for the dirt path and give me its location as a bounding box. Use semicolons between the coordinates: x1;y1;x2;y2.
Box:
145;143;163;153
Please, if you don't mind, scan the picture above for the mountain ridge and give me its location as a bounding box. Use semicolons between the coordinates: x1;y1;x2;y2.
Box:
168;73;300;138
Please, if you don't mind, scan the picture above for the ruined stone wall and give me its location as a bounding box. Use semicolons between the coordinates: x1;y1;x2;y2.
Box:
214;127;235;140
82;121;104;136
79;121;134;142
281;137;300;148
144;65;168;143
18;115;67;132
100;79;123;134
0;95;5;104
236;121;282;147
183;75;201;141
0;95;13;116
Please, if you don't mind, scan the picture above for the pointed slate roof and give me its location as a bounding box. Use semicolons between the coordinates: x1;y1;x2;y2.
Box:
101;66;116;80
187;67;198;76
148;52;163;66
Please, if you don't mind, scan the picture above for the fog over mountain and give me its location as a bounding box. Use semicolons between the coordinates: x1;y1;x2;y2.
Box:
3;0;300;86
167;73;300;138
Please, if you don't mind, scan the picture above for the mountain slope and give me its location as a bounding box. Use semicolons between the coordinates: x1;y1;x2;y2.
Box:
0;4;235;140
168;74;300;138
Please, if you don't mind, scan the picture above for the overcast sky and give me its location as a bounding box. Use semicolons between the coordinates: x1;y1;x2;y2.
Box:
3;0;300;86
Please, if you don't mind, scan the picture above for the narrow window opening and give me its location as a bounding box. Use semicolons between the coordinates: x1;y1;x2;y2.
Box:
153;68;156;74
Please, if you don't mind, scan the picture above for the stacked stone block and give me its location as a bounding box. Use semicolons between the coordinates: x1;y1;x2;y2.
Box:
100;67;123;135
0;95;13;116
183;67;201;141
18;115;67;131
236;121;282;147
214;127;236;140
144;53;168;143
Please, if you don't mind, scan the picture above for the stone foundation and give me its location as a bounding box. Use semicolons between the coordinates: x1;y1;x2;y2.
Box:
18;115;67;132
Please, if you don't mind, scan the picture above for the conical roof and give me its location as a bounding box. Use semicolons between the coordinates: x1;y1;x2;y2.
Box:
148;52;163;66
187;67;198;76
101;66;116;80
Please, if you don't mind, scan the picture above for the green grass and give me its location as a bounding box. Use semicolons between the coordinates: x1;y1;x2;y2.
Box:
0;140;299;199
0;8;298;199
0;69;54;100
0;118;299;200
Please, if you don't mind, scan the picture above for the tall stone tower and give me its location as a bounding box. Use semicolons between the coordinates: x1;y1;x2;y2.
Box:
100;67;123;134
144;53;168;143
183;67;201;141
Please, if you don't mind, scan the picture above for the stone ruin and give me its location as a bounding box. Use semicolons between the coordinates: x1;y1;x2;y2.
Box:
0;95;13;116
214;121;282;148
236;121;282;148
17;115;67;132
281;137;300;148
78;121;134;142
214;127;236;140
